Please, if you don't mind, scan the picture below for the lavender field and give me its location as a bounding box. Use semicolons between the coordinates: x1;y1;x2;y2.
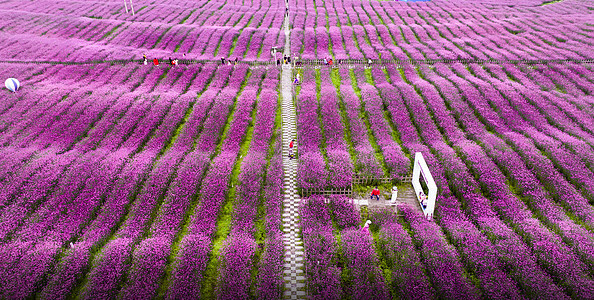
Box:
0;0;593;299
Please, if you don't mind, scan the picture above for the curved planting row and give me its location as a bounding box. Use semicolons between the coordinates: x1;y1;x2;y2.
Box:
0;0;286;62
289;0;592;61
0;62;285;298
297;61;594;298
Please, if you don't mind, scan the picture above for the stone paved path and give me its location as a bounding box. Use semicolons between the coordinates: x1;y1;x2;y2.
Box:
280;3;306;299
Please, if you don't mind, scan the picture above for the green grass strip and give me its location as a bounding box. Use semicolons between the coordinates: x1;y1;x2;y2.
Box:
331;69;359;169
250;78;283;295
541;0;564;5
349;69;389;177
156;68;250;297
152;26;173;49
315;70;331;171
180;9;197;24
99;22;124;41
200;75;260;300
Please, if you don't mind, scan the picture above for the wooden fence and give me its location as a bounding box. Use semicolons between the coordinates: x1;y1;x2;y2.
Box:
1;58;591;67
294;58;594;67
298;175;413;198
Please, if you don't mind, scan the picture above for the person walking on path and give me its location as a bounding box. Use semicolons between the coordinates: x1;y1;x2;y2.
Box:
289;139;295;159
294;73;300;84
371;187;380;201
221;57;226;65
153;58;159;66
143;53;147;65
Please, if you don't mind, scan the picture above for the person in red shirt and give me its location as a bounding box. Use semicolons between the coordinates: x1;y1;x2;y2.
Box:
153;58;159;66
289;139;295;159
371;187;380;201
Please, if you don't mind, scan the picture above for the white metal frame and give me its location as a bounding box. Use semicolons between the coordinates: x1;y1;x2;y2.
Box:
123;0;135;15
412;152;437;220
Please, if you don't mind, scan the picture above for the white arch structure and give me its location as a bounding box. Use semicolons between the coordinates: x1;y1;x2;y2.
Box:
412;152;437;220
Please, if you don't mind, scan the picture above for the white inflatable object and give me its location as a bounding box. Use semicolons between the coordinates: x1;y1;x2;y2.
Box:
5;78;20;92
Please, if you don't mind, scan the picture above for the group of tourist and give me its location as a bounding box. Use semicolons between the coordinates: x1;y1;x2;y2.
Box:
369;186;428;209
221;57;240;65
140;52;383;68
358;191;429;235
143;53;182;66
142;53;379;68
277;55;292;65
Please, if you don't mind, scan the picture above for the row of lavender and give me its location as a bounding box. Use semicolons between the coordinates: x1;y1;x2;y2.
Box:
297;62;594;298
0;0;286;61
165;68;282;300
296;61;593;182
77;65;252;299
0;63;217;151
0;0;278;23
2;0;592;63
296;66;409;189
0;63;284;298
289;0;592;61
0;62;223;298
